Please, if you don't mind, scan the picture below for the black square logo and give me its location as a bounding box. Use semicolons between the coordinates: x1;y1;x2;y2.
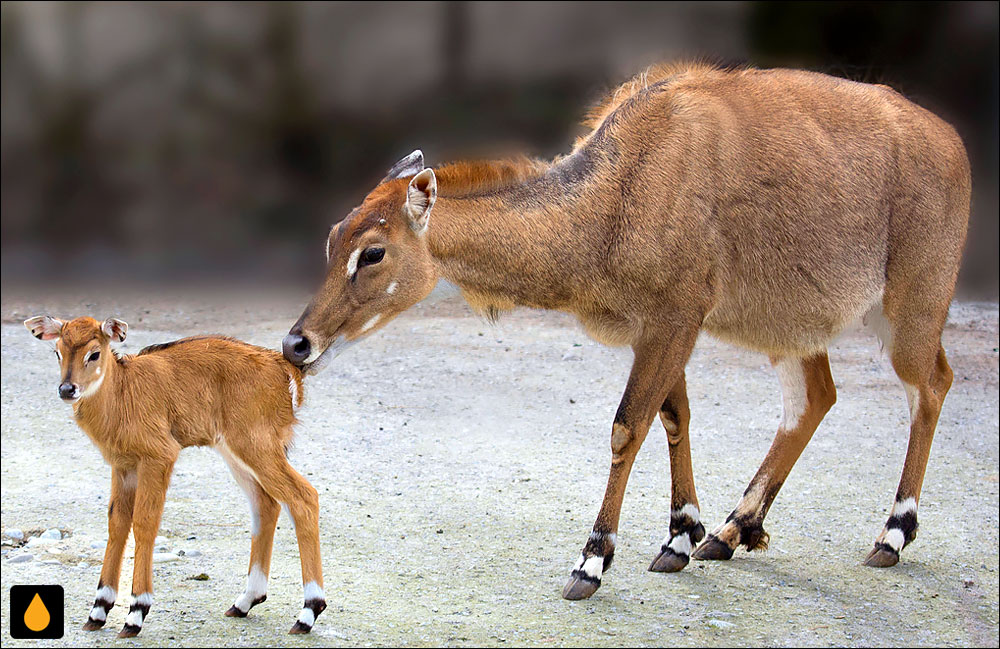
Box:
9;585;64;639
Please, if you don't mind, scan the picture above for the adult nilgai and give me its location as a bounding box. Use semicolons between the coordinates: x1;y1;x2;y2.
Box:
283;63;970;599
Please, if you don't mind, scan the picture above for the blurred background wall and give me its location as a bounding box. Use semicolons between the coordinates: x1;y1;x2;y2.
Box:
2;1;997;296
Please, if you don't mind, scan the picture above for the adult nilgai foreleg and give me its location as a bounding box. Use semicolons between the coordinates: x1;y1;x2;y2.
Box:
562;329;699;600
694;352;836;560
649;372;706;572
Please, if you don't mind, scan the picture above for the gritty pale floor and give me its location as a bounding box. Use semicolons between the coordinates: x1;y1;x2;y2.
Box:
1;285;997;647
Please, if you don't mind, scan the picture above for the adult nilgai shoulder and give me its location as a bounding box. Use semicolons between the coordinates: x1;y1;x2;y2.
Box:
283;62;970;599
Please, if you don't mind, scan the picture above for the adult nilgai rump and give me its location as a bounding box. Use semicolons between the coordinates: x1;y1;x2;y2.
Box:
284;63;970;599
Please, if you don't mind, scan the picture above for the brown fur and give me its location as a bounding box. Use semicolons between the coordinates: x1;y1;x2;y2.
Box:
289;63;970;596
24;316;321;635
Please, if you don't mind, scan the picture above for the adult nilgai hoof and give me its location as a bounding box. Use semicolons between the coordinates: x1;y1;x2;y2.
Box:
118;624;141;638
288;621;312;634
224;605;248;618
562;574;600;600
691;536;734;561
648;548;689;573
864;545;899;568
82;618;105;631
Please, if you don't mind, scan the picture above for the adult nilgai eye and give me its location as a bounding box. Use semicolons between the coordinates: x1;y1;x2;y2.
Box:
360;247;385;266
87;351;101;363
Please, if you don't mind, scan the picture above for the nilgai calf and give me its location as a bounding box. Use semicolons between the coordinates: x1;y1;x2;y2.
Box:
282;63;970;599
25;316;326;635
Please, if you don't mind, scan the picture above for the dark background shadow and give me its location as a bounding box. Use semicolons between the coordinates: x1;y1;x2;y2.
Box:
2;1;996;296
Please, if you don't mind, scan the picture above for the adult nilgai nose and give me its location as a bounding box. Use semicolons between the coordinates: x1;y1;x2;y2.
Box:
282;333;311;366
58;382;76;400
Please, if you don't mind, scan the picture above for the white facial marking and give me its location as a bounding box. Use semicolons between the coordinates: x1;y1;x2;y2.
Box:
903;383;920;422
885;528;906;552
234;565;268;612
667;533;693;556
892;497;917;517
80;374;105;399
581;555;604;579
386;281;398;295
678;503;701;523
303;335;355;376
297;607;315;627
346;248;362;278
775;358;808;430
359;314;381;334
95;366;101;376
326;225;337;262
303;581;324;602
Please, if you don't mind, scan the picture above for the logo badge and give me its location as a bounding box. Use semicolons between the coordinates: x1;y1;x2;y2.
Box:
9;585;64;639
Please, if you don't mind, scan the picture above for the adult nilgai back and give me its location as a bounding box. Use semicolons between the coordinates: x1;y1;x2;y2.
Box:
283;63;970;599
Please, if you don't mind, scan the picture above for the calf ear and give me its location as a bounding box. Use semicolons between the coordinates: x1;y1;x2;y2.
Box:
24;315;64;341
405;168;436;233
102;317;128;342
382;149;425;183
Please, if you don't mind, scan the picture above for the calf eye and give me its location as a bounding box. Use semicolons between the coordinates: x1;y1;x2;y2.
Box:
87;351;101;363
360;247;385;266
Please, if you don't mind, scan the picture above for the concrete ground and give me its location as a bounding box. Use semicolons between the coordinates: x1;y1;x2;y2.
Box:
1;285;997;647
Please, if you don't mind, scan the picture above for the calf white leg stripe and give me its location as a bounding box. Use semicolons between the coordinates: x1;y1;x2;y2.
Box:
303;581;324;602
581;555;604;579
234;565;268;612
892;497;917;517
297;607;316;627
132;593;153;607
572;554;585;571
88;606;107;622
668;533;693;556
884;528;906;552
678;503;700;522
96;586;116;602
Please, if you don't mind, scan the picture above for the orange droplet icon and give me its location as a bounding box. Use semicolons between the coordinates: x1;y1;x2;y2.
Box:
24;592;51;632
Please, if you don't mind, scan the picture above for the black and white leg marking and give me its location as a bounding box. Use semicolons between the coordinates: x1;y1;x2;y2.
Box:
563;531;616;600
650;504;706;572
83;585;115;630
289;582;326;634
118;592;151;637
225;565;268;617
868;497;918;567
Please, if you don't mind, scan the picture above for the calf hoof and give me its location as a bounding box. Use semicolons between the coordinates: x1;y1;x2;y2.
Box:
224;605;247;618
562;573;600;600
118;624;141;638
648;548;689;573
864;544;899;568
692;535;734;561
82;618;105;631
289;621;312;634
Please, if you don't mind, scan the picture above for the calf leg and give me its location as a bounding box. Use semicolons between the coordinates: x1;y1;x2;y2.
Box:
236;435;326;634
218;445;281;617
694;352;836;560
119;456;177;638
649;373;705;572
83;467;136;630
562;327;699;600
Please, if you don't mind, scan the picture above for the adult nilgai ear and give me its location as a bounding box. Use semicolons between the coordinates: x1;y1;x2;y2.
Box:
382;149;425;183
102;317;128;342
24;315;64;341
405;168;436;233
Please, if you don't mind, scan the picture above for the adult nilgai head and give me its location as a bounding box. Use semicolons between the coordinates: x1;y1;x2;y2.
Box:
24;315;128;402
283;150;440;373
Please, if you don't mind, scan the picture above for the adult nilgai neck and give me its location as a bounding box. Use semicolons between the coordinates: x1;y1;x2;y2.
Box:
425;146;615;316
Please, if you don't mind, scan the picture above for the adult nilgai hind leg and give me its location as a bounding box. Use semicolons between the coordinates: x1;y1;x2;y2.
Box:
649;372;706;572
694;352;836;560
562;328;699;600
865;339;953;567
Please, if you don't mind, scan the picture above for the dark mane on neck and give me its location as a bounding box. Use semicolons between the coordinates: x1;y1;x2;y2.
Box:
433;157;550;198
